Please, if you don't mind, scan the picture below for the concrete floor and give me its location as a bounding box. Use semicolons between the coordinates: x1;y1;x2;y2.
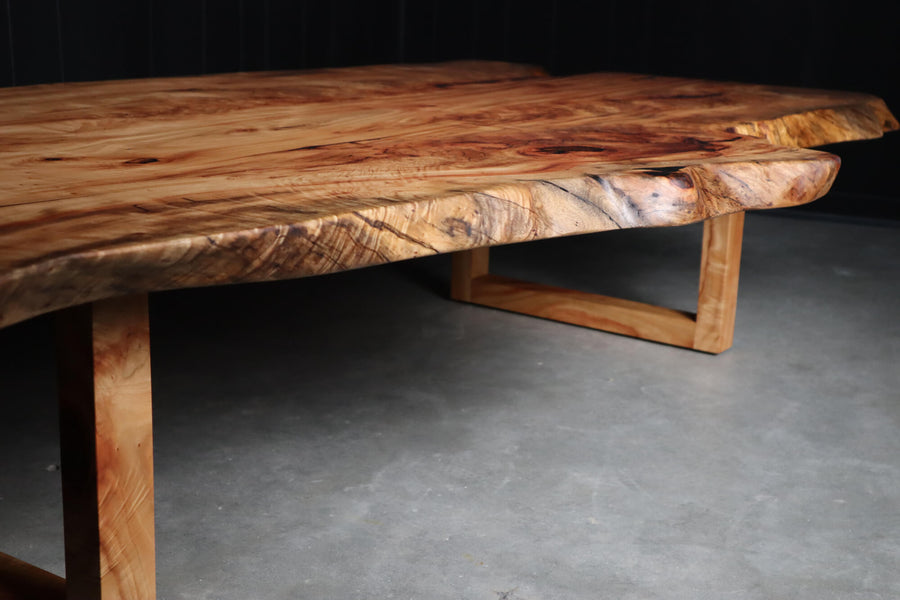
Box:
1;210;898;599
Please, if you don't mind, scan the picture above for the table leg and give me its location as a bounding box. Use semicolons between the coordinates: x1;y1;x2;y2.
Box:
693;212;745;353
56;294;156;600
450;246;490;302
449;212;746;354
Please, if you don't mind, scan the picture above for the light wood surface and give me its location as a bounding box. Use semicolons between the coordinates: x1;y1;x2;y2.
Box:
0;552;65;600
56;294;155;600
1;62;896;329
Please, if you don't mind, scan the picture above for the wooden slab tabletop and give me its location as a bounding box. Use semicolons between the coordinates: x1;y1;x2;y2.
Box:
0;61;895;328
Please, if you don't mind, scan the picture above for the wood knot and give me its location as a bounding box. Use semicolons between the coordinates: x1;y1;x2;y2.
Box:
640;166;693;189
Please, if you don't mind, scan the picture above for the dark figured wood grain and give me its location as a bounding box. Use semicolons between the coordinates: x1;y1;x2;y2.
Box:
0;62;896;328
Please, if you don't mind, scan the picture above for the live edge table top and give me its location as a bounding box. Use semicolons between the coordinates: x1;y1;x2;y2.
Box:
0;61;896;329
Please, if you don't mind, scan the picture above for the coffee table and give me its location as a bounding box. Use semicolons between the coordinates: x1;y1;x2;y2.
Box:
0;61;894;599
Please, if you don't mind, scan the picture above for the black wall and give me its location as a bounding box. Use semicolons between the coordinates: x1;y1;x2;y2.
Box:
2;0;897;218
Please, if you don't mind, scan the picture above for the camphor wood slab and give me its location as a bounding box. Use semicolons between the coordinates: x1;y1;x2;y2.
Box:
0;62;896;599
0;62;896;330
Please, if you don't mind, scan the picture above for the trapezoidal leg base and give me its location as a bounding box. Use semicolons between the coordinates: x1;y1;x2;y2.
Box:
449;212;745;354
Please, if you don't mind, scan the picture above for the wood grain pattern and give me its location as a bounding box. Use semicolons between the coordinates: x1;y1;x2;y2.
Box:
0;62;896;328
0;552;65;600
56;294;155;600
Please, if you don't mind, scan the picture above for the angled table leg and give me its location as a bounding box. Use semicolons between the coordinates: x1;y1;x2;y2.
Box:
450;212;745;354
692;211;745;353
56;294;156;600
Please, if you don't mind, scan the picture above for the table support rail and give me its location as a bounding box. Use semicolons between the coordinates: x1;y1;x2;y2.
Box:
693;211;745;353
451;212;745;354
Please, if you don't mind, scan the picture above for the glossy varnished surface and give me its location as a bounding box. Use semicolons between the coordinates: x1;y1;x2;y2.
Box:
0;61;895;328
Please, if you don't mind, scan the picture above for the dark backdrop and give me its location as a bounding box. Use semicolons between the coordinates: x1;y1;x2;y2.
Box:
2;0;897;219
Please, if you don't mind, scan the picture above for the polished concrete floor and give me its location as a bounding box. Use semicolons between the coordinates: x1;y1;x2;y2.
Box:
1;211;898;599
